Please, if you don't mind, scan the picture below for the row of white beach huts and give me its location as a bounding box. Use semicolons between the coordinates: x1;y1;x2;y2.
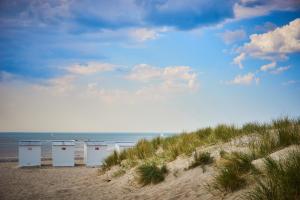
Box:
18;140;135;167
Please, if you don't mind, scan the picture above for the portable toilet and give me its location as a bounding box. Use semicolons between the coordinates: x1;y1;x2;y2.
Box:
114;142;135;153
52;140;75;167
84;141;107;167
18;140;41;167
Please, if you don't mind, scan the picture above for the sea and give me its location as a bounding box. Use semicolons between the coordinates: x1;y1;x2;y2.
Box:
0;132;175;161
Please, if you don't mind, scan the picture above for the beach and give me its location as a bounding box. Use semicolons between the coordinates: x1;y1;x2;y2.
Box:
0;142;245;200
0;160;220;200
1;119;300;200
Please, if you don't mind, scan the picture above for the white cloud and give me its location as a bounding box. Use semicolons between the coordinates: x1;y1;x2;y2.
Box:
33;75;77;94
233;52;246;69
66;62;116;75
29;62;199;100
221;29;246;44
255;22;277;33
271;66;291;74
234;0;300;20
238;18;300;61
227;72;258;85
129;28;160;42
127;64;198;91
260;61;277;71
126;64;162;81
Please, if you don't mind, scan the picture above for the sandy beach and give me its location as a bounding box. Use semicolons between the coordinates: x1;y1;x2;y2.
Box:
0;160;222;200
1;138;299;200
0;143;247;200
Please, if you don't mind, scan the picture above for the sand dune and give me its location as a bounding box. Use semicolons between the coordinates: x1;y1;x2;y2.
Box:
0;135;298;200
0;138;249;200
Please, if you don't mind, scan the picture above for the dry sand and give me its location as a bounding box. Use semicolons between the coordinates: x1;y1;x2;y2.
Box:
0;160;246;200
0;138;252;200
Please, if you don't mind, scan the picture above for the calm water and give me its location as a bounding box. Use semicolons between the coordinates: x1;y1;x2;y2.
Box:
0;132;174;159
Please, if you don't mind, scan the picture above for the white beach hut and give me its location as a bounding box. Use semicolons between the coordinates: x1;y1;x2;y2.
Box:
114;142;135;153
84;141;108;167
18;140;41;167
52;140;75;167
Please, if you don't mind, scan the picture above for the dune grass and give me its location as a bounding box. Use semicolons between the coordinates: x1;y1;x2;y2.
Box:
100;116;300;198
112;168;126;178
214;117;300;193
215;166;246;192
214;152;255;192
188;152;214;169
246;150;300;200
102;124;242;170
249;117;300;159
102;116;300;173
137;162;168;186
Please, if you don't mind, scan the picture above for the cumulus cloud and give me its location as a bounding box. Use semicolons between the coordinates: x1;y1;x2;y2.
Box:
232;18;300;70
66;62;116;75
127;64;198;90
234;0;300;20
237;18;300;62
221;29;246;44
21;62;199;100
255;22;277;32
260;61;277;71
129;28;159;42
227;72;259;85
1;0;300;32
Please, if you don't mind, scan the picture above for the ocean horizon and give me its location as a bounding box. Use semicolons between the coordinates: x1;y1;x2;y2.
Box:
0;132;175;160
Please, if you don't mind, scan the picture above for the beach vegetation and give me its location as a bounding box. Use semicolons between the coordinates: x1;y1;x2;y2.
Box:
246;151;300;200
102;150;121;170
101;116;300;175
137;162;168;186
188;152;213;169
112;168;126;178
214;152;255;192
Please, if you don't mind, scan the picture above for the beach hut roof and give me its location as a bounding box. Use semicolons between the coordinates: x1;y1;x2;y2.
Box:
85;141;107;146
52;140;75;146
116;142;135;147
19;140;41;146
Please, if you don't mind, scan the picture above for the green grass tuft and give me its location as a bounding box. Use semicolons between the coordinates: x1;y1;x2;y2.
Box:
137;162;168;186
219;150;228;158
101;116;300;172
112;168;126;178
215;167;246;192
188;152;214;169
213;124;239;142
102;150;121;170
214;152;255;192
246;151;300;200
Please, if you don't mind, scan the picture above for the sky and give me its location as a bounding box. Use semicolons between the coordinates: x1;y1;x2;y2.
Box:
0;0;300;132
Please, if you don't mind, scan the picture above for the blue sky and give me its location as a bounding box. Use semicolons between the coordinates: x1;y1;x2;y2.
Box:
0;0;300;132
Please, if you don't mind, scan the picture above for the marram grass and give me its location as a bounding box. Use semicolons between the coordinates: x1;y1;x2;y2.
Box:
188;152;214;169
137;162;168;186
102;116;300;172
245;150;300;200
214;152;255;192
